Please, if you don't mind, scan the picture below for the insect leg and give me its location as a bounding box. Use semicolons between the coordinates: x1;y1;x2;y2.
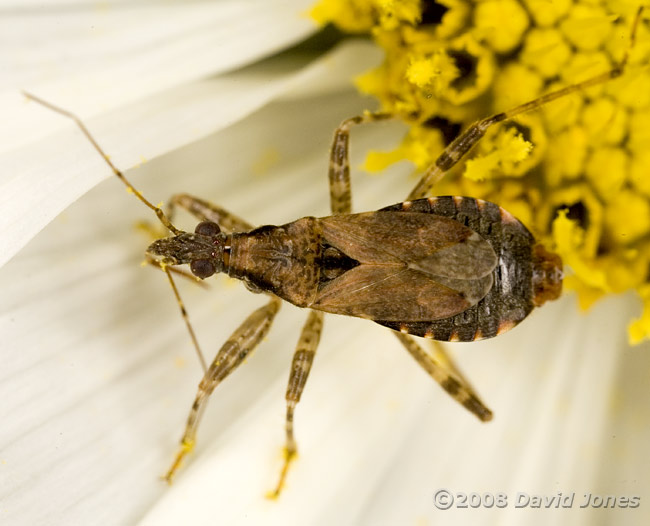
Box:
166;193;253;234
394;332;493;422
268;310;324;498
407;5;645;200
164;296;282;483
329;112;393;214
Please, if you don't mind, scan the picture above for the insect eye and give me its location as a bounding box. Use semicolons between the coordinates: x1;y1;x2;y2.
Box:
195;221;220;236
190;258;217;279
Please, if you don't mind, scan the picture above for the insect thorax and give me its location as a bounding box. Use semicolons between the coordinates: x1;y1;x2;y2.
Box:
227;219;323;306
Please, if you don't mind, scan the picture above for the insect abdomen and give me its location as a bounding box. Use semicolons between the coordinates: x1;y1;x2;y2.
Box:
376;196;537;342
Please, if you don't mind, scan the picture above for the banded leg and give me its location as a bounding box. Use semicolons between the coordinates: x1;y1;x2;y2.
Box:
167;193;253;233
265;110;397;495
164;296;282;483
141;192;254;372
394;332;492;422
261;111;395;492
268;310;324;498
407;6;644;200
330;112;495;421
137;193;252;244
329;112;393;214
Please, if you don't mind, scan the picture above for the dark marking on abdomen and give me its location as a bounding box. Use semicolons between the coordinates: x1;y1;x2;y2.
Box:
376;196;535;342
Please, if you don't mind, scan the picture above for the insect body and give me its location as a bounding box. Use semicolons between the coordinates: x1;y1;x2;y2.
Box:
145;191;562;492
21;4;641;498
149;196;562;343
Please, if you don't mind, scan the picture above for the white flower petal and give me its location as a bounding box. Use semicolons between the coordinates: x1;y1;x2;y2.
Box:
0;42;400;523
0;39;379;268
137;295;650;526
5;74;650;520
0;0;327;267
2;0;316;108
3;4;649;524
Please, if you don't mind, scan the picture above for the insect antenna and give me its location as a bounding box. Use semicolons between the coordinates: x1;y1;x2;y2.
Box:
21;91;181;235
163;265;208;373
24;92;209;373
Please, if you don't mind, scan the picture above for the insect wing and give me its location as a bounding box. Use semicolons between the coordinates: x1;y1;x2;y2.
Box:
313;265;495;321
319;211;497;279
313;211;497;321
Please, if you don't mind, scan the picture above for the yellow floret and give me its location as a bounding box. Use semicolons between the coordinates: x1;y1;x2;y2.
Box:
580;97;628;146
313;1;650;342
604;190;650;244
473;0;530;53
585;147;628;201
406;51;459;91
523;0;571;27
560;4;613;51
521;28;572;79
629;285;650;345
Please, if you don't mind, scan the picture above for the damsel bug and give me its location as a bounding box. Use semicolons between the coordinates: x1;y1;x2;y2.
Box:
24;6;643;497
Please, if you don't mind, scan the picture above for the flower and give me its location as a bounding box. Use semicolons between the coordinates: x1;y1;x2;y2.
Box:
314;0;650;345
2;1;650;525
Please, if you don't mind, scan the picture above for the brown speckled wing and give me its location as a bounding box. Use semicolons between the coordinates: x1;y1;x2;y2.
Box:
320;211;497;279
313;211;497;321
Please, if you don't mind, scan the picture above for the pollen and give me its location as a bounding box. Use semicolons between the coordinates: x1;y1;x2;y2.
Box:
312;1;650;343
